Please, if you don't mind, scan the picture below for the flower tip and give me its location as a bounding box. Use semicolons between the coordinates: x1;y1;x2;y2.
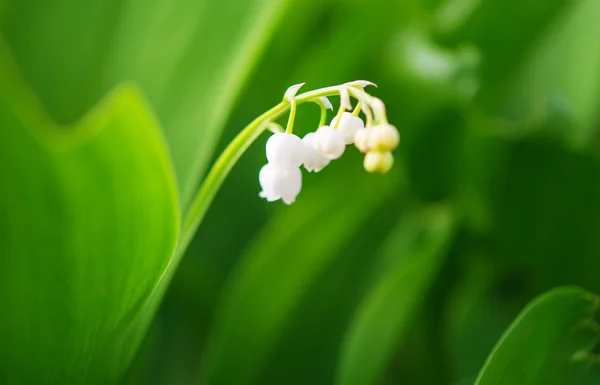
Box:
284;82;306;101
319;96;333;110
348;80;377;88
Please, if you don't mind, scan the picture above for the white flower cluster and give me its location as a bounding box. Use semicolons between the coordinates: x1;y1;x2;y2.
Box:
259;82;400;205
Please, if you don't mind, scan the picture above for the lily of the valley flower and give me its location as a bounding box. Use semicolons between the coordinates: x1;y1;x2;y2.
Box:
331;112;365;144
260;132;307;205
312;125;346;159
257;80;400;204
266;132;305;168
302;133;330;172
259;163;302;204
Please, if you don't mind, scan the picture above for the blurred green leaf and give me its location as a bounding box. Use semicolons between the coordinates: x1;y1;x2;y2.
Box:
0;47;179;384
443;256;533;380
498;0;600;145
199;168;398;385
489;138;600;292
1;0;291;207
438;0;573;105
475;287;600;385
335;205;455;385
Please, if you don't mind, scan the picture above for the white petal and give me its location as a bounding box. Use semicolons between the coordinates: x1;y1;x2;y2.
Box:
319;96;333;110
259;164;281;201
266;133;306;168
302;133;330;172
331;112;365;144
284;82;306;101
280;167;302;205
259;164;302;204
313;125;346;160
346;80;377;88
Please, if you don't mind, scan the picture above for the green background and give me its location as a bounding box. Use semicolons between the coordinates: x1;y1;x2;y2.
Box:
1;0;600;384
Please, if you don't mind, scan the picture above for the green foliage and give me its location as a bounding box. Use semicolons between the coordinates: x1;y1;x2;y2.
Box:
0;47;179;383
200;170;398;385
2;0;600;384
1;0;291;207
476;288;600;385
336;205;455;385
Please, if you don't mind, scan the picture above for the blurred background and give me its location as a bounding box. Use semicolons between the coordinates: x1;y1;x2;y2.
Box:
2;0;600;384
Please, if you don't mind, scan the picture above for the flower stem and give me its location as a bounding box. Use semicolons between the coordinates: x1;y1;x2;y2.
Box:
177;84;355;254
285;97;297;133
318;103;327;127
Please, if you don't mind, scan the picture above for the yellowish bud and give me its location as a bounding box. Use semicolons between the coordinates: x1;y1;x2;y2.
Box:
371;124;400;151
363;151;393;173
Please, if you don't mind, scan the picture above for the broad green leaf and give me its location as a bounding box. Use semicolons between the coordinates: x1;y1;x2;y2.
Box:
335;205;455;385
476;287;600;385
1;0;292;207
0;46;179;384
199;168;398;385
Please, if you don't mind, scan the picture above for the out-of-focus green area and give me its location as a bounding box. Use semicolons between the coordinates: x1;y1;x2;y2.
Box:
1;0;600;384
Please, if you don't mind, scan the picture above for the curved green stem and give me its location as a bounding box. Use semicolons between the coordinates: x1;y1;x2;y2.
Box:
333;104;345;128
285;97;297;133
347;87;387;124
318;102;327;127
177;84;353;254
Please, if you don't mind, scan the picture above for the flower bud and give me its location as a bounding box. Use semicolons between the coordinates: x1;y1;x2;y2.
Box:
259;163;302;205
331;112;365;144
313;125;346;160
363;151;393;174
265;133;306;168
302;133;330;172
370;124;400;151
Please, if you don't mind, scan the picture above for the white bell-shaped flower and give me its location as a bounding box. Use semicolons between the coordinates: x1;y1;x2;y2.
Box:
302;133;330;172
331;112;365;144
354;128;372;153
259;163;302;205
312;125;346;160
265;133;306;168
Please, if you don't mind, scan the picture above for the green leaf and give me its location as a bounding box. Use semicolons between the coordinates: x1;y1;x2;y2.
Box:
0;46;179;384
1;0;292;207
199;168;398;385
489;138;600;292
475;287;600;385
335;205;456;385
438;0;573;104
498;0;600;146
